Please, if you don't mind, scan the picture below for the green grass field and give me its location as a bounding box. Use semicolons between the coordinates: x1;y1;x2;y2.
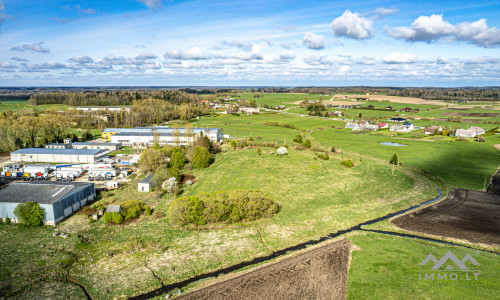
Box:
0;99;69;113
0;147;436;299
348;232;499;299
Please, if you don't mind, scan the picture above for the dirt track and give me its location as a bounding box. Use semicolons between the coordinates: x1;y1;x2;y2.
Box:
392;188;500;246
178;239;352;300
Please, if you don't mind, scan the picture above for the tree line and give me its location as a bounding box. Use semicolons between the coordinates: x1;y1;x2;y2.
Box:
28;90;200;106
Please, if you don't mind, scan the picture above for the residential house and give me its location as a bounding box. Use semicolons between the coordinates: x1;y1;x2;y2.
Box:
385;106;394;110
424;125;443;134
363;124;379;131
470;127;485;135
390;117;406;122
333;111;343;117
238;106;260;115
402;121;414;131
345;122;358;129
455;129;476;138
378;122;388;129
390;125;409;132
366;105;375;109
401;107;413;112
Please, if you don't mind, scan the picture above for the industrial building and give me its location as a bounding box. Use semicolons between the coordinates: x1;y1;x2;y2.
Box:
11;148;107;163
46;138;122;151
102;126;223;147
0;181;96;225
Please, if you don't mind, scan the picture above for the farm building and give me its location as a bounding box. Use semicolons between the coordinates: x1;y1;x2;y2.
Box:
345;122;358;129
103;126;223;146
10;148;107;164
238;106;260;115
70;106;131;112
455;127;485;138
390;125;409;132
138;174;153;192
362;124;379;131
0;181;96;225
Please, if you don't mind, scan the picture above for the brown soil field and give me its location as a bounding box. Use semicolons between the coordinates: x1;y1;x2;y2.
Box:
438;112;499;117
178;239;352;300
392;188;500;246
332;95;450;106
446;107;471;111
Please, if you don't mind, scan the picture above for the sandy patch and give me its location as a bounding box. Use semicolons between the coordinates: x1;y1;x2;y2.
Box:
494;144;500;151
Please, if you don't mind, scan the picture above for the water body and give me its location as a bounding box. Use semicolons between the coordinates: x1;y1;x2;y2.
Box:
380;142;408;146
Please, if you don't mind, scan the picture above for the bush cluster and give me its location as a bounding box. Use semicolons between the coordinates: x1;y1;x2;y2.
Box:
341;159;354;168
262;122;297;129
168;190;280;227
103;200;150;224
317;154;329;160
14;201;45;226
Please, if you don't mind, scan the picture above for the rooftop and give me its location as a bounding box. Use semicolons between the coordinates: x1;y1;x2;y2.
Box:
12;148;104;155
139;174;154;185
0;181;93;205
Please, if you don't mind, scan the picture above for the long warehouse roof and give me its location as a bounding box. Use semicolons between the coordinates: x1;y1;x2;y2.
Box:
0;182;93;205
12;148;104;155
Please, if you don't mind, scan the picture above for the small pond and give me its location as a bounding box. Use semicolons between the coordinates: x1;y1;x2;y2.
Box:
380;142;409;147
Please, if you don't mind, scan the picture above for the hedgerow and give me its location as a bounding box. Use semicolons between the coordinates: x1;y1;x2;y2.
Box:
168;190;280;227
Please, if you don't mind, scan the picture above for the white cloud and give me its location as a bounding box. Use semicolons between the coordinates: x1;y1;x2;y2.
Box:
220;40;253;51
387;14;500;48
383;52;417;64
164;47;207;60
69;55;94;64
279;51;296;62
135;52;157;60
137;0;163;10
231;45;263;61
10;42;50;53
373;7;399;19
331;10;374;39
11;56;28;62
74;4;95;15
302;32;325;50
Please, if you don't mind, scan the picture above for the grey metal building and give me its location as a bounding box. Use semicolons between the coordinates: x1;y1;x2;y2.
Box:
0;182;96;225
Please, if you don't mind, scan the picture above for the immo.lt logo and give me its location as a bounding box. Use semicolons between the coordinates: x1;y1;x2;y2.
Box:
419;250;480;281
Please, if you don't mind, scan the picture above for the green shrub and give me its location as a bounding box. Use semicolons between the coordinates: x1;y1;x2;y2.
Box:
341;160;354;168
120;200;148;221
303;139;312;148
89;217;95;224
192;146;211;168
5;217;10;224
257;148;262;155
112;212;123;224
317;154;329;160
145;206;152;216
14;201;45;226
231;140;237;148
331;146;336;153
293;134;303;144
390;154;399;165
102;212;112;223
168;190;280;227
170;148;186;169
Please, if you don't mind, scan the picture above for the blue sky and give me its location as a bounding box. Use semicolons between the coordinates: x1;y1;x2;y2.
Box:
0;0;499;86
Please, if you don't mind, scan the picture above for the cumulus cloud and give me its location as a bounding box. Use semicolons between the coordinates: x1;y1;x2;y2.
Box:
387;14;500;48
279;51;296;62
164;47;207;60
137;0;163;10
331;10;374;39
231;45;263;61
373;7;398;19
135;52;157;60
302;32;325;50
303;55;336;66
11;56;28;62
383;52;417;64
220;40;253;51
68;55;94;64
11;42;50;53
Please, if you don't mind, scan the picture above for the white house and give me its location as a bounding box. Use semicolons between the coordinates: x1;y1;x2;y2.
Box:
470;127;485;135
345;122;358;129
424;126;443;134
402;121;414;131
362;124;379;131
390;125;409;132
238;106;260;114
138;174;153;192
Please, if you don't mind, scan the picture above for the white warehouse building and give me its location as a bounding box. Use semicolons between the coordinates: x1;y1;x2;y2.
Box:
104;127;224;147
11;148;107;164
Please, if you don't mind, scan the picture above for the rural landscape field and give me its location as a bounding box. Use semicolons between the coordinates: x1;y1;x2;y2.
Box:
0;0;499;299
